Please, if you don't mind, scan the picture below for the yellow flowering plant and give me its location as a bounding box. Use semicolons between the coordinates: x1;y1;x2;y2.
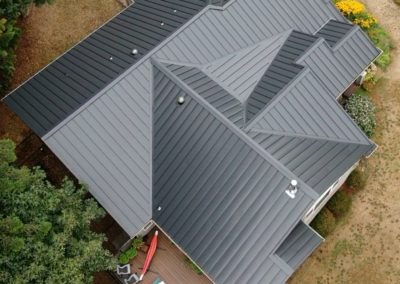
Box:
335;0;377;30
353;13;377;29
336;0;366;16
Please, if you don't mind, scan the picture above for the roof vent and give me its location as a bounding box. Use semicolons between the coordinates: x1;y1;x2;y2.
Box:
285;180;298;199
160;21;165;26
131;49;138;55
173;9;177;13
177;96;185;105
109;56;113;61
157;206;162;211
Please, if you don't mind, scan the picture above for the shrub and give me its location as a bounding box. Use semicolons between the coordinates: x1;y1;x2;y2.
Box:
326;191;352;218
353;12;377;29
117;236;143;265
133;236;144;250
310;208;336;238
394;0;400;6
345;93;376;138
118;247;137;264
336;0;366;16
0;18;20;92
335;0;377;29
335;0;394;68
367;25;394;69
347;169;367;190
0;0;53;20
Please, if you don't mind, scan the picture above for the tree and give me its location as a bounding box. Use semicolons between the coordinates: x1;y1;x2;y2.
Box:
0;18;20;91
0;0;53;20
0;139;116;284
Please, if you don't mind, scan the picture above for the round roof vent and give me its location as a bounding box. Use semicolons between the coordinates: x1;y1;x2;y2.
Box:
177;96;185;105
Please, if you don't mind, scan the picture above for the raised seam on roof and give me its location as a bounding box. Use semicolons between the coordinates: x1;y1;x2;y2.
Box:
41;2;214;141
3;0;210;137
248;128;373;146
151;58;320;201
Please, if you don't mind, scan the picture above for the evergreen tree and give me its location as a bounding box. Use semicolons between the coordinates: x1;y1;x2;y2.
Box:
0;139;116;284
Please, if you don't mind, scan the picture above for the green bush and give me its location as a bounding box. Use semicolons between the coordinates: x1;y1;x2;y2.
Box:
118;237;143;265
118;247;137;265
367;25;394;69
326;191;352;218
133;236;144;250
310;208;336;238
0;18;20;92
345;93;376;138
0;0;53;20
346;169;367;190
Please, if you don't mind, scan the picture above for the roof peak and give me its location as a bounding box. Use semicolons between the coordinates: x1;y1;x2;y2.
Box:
152;57;320;200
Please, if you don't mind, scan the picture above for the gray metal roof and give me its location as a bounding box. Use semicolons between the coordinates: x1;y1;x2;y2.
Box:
247;70;373;145
248;131;373;194
45;61;153;236
316;19;354;47
247;31;318;120
152;61;317;283
3;0;381;283
3;0;208;136
165;63;244;127
201;32;288;103
275;221;324;271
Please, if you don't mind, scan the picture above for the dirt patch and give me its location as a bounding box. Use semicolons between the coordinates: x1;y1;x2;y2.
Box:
290;1;400;283
0;0;122;144
11;0;123;88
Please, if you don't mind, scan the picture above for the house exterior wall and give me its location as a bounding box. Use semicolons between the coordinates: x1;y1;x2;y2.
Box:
303;162;359;224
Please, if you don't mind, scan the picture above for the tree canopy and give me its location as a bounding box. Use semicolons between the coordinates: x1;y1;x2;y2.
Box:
0;0;53;92
0;0;53;20
0;139;116;284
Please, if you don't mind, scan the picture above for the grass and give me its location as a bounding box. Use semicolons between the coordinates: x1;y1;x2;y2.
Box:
355;88;369;97
367;24;395;69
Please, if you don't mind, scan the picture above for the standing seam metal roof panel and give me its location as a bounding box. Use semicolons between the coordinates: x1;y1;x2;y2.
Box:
248;71;372;145
165;63;244;126
247;31;319;120
44;62;153;236
275;221;323;270
249;131;373;193
315;19;354;47
3;0;208;137
201;32;289;103
152;62;316;284
154;0;345;65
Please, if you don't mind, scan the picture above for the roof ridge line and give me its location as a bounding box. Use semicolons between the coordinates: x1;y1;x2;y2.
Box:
152;58;320;201
41;3;213;141
155;58;203;68
245;67;310;129
332;24;359;51
203;30;292;66
245;29;319;123
295;37;325;64
159;61;244;112
248;128;372;146
201;31;291;106
208;0;236;10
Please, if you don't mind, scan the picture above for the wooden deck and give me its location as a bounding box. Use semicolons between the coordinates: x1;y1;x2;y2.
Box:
129;230;211;284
